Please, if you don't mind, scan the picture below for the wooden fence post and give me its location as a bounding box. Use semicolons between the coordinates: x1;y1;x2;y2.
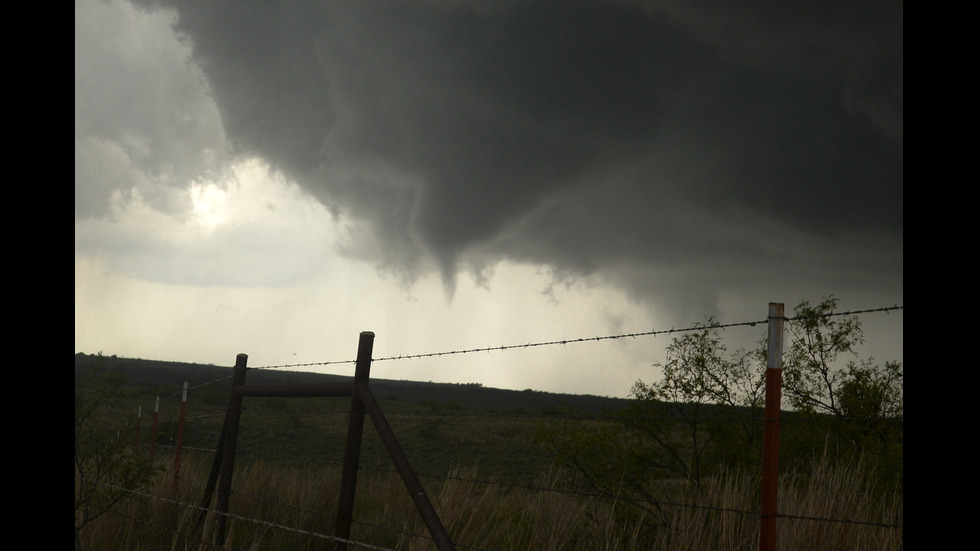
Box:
334;331;375;550
214;353;249;548
192;356;242;540
360;384;456;550
760;302;784;551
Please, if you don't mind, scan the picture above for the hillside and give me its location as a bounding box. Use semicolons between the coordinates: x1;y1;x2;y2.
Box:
75;352;631;480
74;352;630;414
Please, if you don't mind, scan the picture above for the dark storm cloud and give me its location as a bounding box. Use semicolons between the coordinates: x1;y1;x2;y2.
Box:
132;0;902;303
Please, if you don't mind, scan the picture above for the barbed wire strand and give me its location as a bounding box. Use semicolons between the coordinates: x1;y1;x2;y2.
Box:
775;511;902;529
253;305;902;371
238;402;903;425
90;480;397;551
160;375;236;402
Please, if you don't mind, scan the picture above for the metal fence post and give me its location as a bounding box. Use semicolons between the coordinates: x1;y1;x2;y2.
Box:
135;405;142;451
172;382;188;494
760;302;784;551
150;396;160;459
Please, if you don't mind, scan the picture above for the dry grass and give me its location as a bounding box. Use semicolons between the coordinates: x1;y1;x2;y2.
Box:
76;452;901;551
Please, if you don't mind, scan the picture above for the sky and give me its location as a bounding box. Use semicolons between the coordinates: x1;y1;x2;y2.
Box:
75;0;903;398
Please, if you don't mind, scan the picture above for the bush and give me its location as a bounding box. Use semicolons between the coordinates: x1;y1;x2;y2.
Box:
75;354;161;551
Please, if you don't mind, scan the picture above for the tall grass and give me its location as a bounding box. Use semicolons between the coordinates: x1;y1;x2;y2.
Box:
76;451;901;550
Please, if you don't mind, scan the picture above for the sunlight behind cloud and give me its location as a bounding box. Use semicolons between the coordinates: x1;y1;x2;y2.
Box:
189;183;228;230
75;157;351;288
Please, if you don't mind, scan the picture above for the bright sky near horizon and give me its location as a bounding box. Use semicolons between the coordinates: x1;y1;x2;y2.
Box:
75;0;903;398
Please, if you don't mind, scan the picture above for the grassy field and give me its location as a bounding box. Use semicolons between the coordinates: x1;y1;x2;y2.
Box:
75;354;903;550
76;451;902;550
75;353;631;481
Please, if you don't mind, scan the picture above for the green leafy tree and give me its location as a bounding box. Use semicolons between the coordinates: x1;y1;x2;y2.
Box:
75;354;160;551
779;298;903;489
623;320;766;487
837;359;904;419
783;297;903;419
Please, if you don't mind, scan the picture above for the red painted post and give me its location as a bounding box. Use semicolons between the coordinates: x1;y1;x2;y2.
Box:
760;303;784;551
150;396;160;459
173;382;188;494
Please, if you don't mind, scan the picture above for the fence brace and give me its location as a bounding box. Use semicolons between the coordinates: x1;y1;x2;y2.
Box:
196;332;456;551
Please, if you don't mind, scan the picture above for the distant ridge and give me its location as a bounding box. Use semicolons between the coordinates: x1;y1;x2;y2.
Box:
74;352;631;415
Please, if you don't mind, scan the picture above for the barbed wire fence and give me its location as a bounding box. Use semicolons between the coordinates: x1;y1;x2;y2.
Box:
252;305;901;371
78;304;903;550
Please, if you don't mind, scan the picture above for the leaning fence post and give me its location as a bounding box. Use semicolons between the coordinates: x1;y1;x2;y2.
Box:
214;353;249;548
172;382;188;494
193;356;241;539
760;302;784;551
334;331;375;551
359;385;456;550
